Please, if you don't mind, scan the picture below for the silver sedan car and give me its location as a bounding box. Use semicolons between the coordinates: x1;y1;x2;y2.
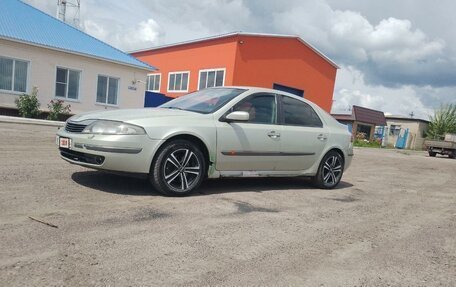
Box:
57;87;353;196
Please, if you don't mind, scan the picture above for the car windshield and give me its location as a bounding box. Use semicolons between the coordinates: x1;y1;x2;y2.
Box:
160;88;247;114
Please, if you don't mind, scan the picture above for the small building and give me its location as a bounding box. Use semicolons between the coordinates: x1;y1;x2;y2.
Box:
385;116;429;150
332;105;387;141
0;0;154;115
131;32;339;112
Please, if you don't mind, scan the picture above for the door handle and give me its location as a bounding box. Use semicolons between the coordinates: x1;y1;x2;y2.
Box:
317;134;327;141
267;131;280;139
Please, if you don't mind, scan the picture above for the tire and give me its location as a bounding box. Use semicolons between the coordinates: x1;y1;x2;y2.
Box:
450;151;456;159
312;150;344;189
150;140;206;196
428;151;437;157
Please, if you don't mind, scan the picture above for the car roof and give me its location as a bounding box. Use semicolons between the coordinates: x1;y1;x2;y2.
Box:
212;86;319;107
212;86;344;129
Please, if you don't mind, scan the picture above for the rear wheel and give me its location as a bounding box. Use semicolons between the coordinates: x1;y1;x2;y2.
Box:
150;140;206;196
450;151;456;159
312;150;344;189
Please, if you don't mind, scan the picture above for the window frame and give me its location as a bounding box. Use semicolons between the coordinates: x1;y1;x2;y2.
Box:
96;74;120;106
277;95;324;128
147;73;161;92
390;124;401;136
54;66;81;101
225;92;279;125
197;68;226;90
167;71;190;93
0;55;30;94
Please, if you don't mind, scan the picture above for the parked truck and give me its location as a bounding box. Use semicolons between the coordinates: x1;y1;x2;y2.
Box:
424;134;456;158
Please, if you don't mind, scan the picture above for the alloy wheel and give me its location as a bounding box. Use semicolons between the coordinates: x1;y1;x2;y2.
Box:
322;155;342;186
163;148;201;192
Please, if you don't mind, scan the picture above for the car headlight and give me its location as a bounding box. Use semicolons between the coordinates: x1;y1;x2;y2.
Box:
82;120;145;135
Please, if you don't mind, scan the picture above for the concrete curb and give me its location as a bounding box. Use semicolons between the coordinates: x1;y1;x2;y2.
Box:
0;115;65;127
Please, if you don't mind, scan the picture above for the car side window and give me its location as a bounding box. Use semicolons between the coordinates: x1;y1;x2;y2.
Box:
281;96;323;127
233;94;277;124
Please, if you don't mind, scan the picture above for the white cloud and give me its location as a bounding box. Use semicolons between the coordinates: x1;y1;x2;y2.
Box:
274;3;446;65
332;66;435;119
81;18;163;51
82;20;106;40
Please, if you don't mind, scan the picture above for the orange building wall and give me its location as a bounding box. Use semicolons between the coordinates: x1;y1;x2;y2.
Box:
132;37;238;98
132;35;337;112
232;35;337;112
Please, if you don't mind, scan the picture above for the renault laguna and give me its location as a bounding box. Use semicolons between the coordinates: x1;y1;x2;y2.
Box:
56;87;353;196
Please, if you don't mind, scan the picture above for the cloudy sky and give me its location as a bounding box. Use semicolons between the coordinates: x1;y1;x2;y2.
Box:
25;0;456;119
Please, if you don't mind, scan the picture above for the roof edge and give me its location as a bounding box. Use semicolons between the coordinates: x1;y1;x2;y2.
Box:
0;36;155;71
129;32;339;69
385;116;430;123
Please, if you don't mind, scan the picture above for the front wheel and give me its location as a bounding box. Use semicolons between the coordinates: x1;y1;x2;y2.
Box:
312;150;344;189
150;140;206;196
428;151;437;157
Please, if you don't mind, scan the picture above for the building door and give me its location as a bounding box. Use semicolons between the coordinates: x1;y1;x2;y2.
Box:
395;128;409;149
273;83;304;97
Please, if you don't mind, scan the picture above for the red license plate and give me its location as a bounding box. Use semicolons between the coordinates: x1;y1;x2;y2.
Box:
59;137;71;149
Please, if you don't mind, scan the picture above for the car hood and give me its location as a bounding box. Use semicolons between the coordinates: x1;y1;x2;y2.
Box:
68;108;201;123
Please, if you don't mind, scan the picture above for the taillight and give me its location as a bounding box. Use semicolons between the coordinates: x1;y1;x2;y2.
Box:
350;135;354;142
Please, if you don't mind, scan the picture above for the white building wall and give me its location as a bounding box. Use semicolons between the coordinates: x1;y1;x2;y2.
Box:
386;119;429;150
0;39;149;114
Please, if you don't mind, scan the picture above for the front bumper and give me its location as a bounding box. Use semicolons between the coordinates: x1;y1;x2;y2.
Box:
56;128;163;174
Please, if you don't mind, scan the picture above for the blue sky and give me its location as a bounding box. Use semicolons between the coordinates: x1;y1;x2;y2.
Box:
25;0;456;119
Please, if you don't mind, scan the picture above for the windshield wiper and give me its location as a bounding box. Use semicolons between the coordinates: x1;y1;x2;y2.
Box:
162;107;202;113
162;106;184;110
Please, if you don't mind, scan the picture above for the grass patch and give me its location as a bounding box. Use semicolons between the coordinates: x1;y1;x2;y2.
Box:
354;140;382;148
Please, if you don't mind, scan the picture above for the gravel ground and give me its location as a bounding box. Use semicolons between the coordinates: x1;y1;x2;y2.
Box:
0;122;455;286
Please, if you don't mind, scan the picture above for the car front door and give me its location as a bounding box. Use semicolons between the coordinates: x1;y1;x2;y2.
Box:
276;95;329;171
215;93;281;171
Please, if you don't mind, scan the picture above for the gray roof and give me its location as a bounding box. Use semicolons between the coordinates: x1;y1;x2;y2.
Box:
385;115;430;124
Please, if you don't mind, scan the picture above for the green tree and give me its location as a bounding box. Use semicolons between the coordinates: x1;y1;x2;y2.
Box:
427;104;456;139
15;87;41;118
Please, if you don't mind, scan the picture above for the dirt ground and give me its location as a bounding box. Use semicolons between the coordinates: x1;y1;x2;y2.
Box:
0;122;455;286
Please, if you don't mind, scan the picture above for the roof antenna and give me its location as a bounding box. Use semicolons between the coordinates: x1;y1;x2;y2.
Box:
57;0;81;29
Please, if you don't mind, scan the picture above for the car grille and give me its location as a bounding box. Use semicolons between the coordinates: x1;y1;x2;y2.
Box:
60;148;105;165
65;122;87;133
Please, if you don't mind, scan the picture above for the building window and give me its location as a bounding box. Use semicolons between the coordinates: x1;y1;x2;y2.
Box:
0;56;28;93
55;67;80;100
97;75;119;105
390;124;401;136
198;68;225;90
147;74;161;92
168;71;189;92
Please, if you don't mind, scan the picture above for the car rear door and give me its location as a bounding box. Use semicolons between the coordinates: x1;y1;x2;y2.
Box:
215;93;281;171
275;95;329;171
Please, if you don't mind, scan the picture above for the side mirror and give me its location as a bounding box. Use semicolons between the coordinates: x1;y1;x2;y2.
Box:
224;111;250;122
